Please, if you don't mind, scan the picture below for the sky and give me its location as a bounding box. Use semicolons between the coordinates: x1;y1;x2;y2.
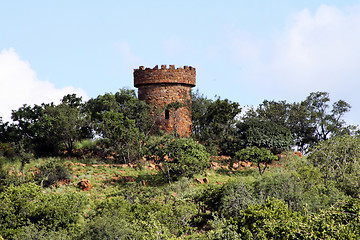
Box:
1;0;360;126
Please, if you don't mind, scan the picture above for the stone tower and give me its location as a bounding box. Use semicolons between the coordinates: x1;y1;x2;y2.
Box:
134;65;196;137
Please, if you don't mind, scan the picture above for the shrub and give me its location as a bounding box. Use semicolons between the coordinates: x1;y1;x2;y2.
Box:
0;157;22;191
84;194;197;239
307;198;360;239
252;169;346;214
196;179;259;218
235;146;277;175
0;183;41;238
308;135;360;197
13;224;71;240
0;183;88;239
231;198;306;239
146;136;210;182
35;158;71;188
74;139;96;150
82;196;137;239
0;143;15;158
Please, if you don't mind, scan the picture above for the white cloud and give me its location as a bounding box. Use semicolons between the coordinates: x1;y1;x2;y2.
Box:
114;41;143;70
0;48;88;122
229;4;360;125
269;5;360;93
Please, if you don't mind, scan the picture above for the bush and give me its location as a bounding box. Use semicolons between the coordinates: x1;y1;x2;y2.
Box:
146;136;210;182
35;158;72;188
252;170;346;214
196;179;259;218
84;193;197;239
74;139;96;150
83;196;137;239
0;183;88;239
0;183;41;238
235;146;277;175
307;198;360;239
231;198;305;239
13;224;71;240
0;157;22;191
308;135;360;197
0;143;15;158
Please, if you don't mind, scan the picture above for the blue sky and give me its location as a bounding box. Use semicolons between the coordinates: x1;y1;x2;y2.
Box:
1;0;360;125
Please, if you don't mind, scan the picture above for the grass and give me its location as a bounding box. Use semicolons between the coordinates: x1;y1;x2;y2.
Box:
1;153;297;200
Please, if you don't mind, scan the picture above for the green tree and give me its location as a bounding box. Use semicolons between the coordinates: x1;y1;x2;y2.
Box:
241;92;354;153
235;146;277;175
242;100;290;127
8;94;89;157
85;89;152;163
86;89;152;135
191;92;241;155
43;94;91;154
236;120;294;154
286;101;317;152
308;135;360;197
10;103;48;155
146;136;210;182
242;100;315;153
98;111;140;163
191;89;212;138
304;91;352;141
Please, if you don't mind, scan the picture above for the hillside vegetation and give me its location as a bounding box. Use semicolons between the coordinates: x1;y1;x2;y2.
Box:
0;89;359;239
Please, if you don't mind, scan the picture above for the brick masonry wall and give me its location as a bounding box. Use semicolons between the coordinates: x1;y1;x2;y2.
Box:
134;65;196;137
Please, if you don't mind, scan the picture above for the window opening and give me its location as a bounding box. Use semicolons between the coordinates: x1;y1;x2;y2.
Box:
165;109;170;119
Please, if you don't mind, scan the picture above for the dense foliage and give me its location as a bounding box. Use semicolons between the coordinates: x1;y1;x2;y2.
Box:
146;136;210;182
0;88;359;239
235;146;277;175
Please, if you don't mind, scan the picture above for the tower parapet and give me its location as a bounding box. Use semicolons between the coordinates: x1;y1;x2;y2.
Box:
134;65;196;87
134;65;196;137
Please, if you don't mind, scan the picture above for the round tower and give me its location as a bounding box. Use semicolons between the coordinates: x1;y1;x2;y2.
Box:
134;64;196;137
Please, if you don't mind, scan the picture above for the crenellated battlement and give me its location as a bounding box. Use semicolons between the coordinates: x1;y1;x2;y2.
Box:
135;65;196;71
134;65;196;87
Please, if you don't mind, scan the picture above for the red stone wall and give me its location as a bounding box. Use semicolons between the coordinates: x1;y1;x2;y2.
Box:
134;65;196;87
134;65;196;137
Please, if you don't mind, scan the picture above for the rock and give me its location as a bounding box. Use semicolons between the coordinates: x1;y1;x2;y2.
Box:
232;162;239;169
78;179;92;191
112;176;120;182
203;177;210;184
149;163;156;170
243;161;252;167
195;178;204;184
294;151;302;158
155;164;163;171
122;176;135;182
210;161;220;170
75;163;87;167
